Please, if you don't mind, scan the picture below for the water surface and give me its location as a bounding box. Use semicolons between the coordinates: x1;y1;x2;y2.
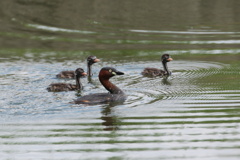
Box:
0;0;240;160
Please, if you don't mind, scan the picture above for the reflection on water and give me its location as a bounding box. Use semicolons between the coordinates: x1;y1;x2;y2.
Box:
101;103;123;131
1;0;240;160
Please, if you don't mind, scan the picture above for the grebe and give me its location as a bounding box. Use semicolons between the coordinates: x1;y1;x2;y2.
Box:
56;55;100;79
142;54;173;77
47;68;87;92
73;67;127;104
86;55;100;76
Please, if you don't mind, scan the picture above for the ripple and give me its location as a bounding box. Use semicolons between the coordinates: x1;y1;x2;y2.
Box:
0;58;228;114
1;114;240;160
189;40;240;44
164;49;240;55
121;60;226;103
130;29;240;35
26;24;96;34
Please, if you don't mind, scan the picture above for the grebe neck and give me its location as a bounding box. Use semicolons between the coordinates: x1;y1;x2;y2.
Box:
76;76;82;90
162;61;170;75
87;63;92;76
99;77;124;94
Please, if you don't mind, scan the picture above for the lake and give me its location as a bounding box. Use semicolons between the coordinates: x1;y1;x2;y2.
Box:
0;0;240;159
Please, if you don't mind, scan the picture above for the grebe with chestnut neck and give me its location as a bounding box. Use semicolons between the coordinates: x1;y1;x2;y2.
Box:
47;68;87;92
56;55;100;79
73;67;127;104
142;54;173;77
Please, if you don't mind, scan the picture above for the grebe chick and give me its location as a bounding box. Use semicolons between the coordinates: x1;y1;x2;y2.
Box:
47;68;87;92
87;55;100;76
73;67;127;104
142;54;173;77
56;55;100;79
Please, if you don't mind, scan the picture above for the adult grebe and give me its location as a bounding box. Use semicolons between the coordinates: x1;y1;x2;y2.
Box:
47;68;87;92
73;67;127;104
56;55;100;79
142;54;173;77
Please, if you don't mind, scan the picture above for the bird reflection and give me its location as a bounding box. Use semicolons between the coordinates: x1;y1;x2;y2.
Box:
161;76;172;85
87;76;93;84
87;75;99;88
100;102;123;131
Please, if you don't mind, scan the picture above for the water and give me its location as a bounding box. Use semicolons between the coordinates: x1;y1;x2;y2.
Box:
1;0;240;159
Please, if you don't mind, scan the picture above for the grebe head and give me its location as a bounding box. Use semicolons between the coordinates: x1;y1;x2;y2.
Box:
99;67;124;79
87;56;100;65
161;54;173;63
75;68;87;78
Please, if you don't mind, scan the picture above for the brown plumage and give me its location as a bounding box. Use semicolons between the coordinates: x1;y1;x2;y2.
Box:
142;54;173;77
56;55;100;79
47;68;87;92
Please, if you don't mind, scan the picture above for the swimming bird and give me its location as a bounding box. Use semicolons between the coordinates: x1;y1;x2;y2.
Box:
56;55;100;79
73;67;126;104
142;54;173;77
47;68;87;92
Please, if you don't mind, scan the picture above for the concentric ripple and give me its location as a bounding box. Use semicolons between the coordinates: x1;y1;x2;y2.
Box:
0;58;227;115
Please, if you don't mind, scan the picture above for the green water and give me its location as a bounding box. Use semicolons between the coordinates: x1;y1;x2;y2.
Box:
0;0;240;160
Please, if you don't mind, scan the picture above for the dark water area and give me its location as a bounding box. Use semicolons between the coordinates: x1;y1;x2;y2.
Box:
1;0;240;159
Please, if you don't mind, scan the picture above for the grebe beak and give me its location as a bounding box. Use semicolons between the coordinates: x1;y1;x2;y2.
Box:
94;58;100;63
115;71;124;75
167;58;173;61
82;72;87;76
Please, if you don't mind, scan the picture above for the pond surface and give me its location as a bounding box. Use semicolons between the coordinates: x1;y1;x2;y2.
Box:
0;0;240;160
